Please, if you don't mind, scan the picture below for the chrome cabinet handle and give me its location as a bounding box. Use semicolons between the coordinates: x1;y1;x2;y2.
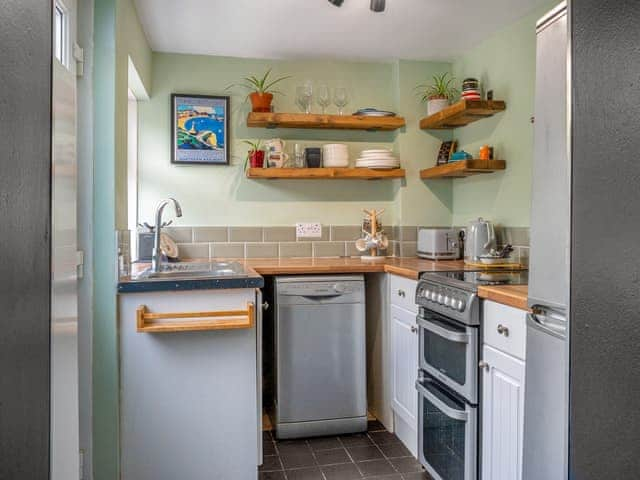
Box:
497;324;509;336
478;360;490;371
397;289;406;298
262;301;269;311
410;325;418;333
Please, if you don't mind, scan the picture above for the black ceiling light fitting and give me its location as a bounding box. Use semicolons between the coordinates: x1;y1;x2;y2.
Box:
370;0;385;12
327;0;386;12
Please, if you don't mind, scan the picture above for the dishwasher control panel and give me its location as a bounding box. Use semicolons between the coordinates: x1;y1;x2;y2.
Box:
275;276;365;304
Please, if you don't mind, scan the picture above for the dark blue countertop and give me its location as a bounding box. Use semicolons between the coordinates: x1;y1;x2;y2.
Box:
118;276;264;293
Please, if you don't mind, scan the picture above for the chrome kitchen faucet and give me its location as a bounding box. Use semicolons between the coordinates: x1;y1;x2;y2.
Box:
151;198;182;272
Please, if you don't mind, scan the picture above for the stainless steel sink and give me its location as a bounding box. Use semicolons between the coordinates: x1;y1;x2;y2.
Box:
135;261;250;280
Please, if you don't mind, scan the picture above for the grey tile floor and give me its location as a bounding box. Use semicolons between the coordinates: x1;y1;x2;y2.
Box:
259;421;432;480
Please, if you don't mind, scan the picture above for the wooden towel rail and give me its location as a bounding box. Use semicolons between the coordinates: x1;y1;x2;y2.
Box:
136;302;255;333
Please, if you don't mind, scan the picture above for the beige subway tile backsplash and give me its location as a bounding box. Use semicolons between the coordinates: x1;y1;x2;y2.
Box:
400;241;418;257
345;242;366;257
160;224;529;260
263;226;296;242
279;242;312;258
229;226;263;242
193;226;228;243
313;242;346;257
245;243;279;259
398;226;418;242
163;226;193;243
330;225;361;241
176;243;209;259
210;243;245;258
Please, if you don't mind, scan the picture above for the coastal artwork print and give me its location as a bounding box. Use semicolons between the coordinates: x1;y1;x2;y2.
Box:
172;94;230;165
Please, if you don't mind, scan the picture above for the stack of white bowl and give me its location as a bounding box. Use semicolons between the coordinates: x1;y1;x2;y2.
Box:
322;144;349;167
355;149;400;169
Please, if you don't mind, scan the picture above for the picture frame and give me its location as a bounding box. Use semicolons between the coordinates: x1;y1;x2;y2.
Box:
436;140;457;165
171;94;230;165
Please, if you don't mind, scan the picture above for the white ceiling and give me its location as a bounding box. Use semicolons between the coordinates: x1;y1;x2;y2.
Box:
134;0;548;62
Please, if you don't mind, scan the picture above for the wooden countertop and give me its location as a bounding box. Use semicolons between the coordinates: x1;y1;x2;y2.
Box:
243;257;468;279
477;285;530;311
125;257;529;310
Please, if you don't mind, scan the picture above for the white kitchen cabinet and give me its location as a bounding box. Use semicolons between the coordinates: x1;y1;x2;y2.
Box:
119;288;260;480
481;300;527;480
388;275;419;457
391;305;418;423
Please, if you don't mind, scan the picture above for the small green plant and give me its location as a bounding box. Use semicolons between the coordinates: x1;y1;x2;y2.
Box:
242;139;262;153
242;139;263;170
225;69;292;98
415;73;459;102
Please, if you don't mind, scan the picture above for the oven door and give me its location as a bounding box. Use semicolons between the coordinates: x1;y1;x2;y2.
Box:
416;375;477;480
418;309;478;403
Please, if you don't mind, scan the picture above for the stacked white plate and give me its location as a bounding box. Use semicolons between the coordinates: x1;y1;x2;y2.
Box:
355;149;400;170
322;143;349;167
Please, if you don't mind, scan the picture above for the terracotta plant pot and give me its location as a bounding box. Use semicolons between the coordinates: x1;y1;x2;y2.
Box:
249;92;273;113
427;96;450;116
248;150;265;168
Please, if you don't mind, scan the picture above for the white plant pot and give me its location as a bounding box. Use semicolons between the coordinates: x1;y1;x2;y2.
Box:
427;98;450;116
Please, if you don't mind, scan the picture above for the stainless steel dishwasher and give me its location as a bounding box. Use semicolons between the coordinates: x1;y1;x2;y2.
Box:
274;275;367;439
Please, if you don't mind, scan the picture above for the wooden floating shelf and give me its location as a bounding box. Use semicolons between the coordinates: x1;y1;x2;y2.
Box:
247;112;406;131
420;100;506;130
420;160;506;179
246;167;405;180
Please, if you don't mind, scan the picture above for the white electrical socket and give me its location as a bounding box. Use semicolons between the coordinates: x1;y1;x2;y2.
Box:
296;223;322;238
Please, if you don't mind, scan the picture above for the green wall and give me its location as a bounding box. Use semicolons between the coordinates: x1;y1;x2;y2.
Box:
450;2;556;227
93;0;151;478
138;54;453;227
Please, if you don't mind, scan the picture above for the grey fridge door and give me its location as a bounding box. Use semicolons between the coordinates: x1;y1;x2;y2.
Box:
523;310;568;480
528;2;570;311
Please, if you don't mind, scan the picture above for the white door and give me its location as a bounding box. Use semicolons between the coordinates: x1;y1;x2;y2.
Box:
482;344;526;480
51;0;79;478
390;305;418;425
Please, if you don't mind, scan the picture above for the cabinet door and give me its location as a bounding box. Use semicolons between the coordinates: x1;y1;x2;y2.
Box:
390;305;418;424
482;344;526;480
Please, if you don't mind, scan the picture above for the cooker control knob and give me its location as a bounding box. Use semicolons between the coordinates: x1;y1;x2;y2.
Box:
423;289;431;299
430;291;438;301
437;294;444;304
457;301;466;312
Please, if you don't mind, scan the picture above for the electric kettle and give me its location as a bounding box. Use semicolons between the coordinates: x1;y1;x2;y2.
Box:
464;217;496;263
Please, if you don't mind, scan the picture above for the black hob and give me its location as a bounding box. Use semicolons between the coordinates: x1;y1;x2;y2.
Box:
421;269;529;291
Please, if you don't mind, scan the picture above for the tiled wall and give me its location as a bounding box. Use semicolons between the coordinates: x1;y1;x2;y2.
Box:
495;226;530;267
130;225;530;263
161;225;404;260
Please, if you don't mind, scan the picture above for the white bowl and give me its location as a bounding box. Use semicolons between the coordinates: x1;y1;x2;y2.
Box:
322;158;349;168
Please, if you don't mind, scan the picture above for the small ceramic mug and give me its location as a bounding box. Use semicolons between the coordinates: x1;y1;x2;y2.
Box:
265;138;286;153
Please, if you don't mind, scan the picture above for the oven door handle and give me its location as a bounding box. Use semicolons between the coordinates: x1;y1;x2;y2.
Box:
416;380;469;422
417;317;470;344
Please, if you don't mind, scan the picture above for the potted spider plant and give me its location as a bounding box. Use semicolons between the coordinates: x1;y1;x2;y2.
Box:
242;139;264;169
226;69;292;112
416;72;459;116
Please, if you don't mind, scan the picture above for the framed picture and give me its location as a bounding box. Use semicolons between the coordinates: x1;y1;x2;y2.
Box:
436;140;457;165
171;94;230;165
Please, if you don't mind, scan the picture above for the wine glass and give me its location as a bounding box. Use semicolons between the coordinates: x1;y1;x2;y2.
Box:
317;84;331;114
296;85;313;114
333;87;349;116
